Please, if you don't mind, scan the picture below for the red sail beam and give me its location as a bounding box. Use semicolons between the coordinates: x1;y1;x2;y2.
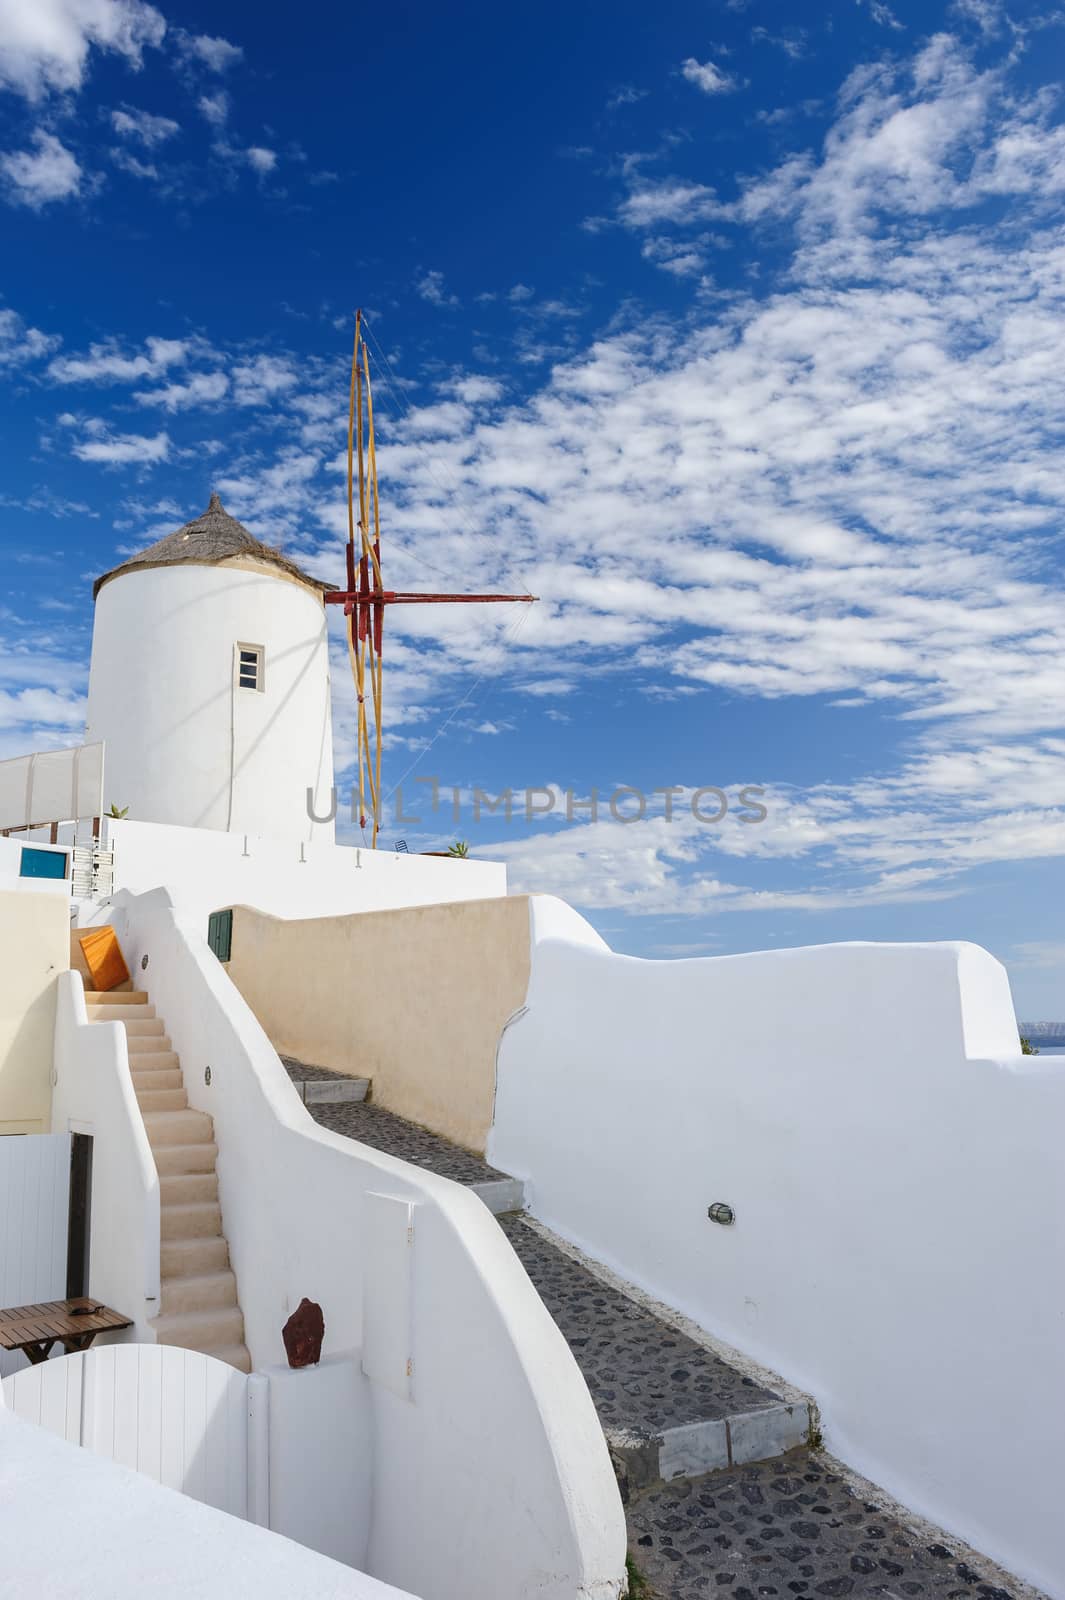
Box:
325;591;536;605
341;310;537;846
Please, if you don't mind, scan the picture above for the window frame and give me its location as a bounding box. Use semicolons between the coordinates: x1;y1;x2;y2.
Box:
235;642;265;693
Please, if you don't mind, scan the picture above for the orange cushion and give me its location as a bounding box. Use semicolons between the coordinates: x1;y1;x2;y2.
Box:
78;926;131;993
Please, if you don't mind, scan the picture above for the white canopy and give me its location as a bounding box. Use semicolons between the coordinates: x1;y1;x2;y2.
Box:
0;742;104;833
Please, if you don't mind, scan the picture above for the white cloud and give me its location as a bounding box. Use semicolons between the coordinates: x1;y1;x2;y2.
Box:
618;178;722;227
868;1;905;28
0;307;59;366
231;354;298;406
416;269;458;307
1;130;81;208
216;447;320;530
680;56;738;95
110;104;179;145
49;335;187;384
641;235;709;276
109;146;156;178
245;145;276;176
134;370;228;410
0;0;165;101
450;375;503;404
198;89;229;128
71;424;170;464
0;686;86;731
176;31;242;72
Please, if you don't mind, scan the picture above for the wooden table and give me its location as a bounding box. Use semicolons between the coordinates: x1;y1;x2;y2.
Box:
0;1298;133;1365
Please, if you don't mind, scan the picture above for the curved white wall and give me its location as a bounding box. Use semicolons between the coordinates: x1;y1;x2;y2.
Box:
86;563;334;843
105;887;626;1600
490;899;1065;1598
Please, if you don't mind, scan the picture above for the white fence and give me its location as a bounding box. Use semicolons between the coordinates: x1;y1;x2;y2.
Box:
0;742;103;834
3;1344;268;1524
0;1133;70;1377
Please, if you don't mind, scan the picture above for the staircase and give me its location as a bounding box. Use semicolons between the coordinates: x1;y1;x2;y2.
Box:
85;988;251;1373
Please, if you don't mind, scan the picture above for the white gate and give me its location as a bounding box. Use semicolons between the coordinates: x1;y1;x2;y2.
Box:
2;1344;268;1525
0;1134;71;1374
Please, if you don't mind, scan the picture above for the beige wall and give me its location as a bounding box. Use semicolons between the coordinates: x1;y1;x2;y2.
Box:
225;896;531;1153
0;890;70;1133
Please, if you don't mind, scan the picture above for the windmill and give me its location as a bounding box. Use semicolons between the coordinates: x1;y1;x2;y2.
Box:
325;312;536;847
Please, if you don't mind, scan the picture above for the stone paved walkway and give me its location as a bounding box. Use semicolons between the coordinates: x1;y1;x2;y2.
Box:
499;1215;783;1438
283;1058;509;1185
626;1454;1025;1600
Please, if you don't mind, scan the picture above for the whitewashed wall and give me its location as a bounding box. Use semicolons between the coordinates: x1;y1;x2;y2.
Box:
0;1402;416;1600
489;898;1065;1599
86;563;335;844
51;972;161;1338
99;817;505;924
106;887;625;1600
0;1133;70;1378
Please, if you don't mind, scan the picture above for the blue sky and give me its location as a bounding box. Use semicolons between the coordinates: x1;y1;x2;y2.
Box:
2;0;1065;1017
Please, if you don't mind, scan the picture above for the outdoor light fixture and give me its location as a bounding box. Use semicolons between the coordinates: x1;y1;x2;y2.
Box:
708;1203;735;1226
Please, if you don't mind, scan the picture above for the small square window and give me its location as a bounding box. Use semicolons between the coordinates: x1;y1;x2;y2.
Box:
236;643;264;691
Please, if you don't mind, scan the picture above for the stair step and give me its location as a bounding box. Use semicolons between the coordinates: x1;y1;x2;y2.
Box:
153;1305;246;1352
131;1049;180;1072
292;1077;370;1105
131;1067;183;1091
160;1269;236;1315
144;1108;214;1147
90;1003;157;1022
161;1235;229;1278
127;1035;173;1055
120;1017;166;1038
161;1201;222;1241
500;1215;811;1489
137;1087;188;1113
473;1177;527;1215
85;990;148;1005
209;1343;252;1374
153;1142;218;1176
160;1172;218;1206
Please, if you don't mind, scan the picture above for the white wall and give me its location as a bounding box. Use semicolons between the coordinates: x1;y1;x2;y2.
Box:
0;1403;415;1600
265;1354;371;1567
85;562;335;844
489;899;1065;1599
51;971;161;1338
100;817;506;924
106;887;625;1600
0;1133;70;1378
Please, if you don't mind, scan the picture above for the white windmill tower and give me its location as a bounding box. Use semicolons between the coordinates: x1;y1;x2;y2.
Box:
85;494;336;844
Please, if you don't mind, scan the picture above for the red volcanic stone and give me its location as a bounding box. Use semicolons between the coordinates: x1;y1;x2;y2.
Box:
282;1298;325;1368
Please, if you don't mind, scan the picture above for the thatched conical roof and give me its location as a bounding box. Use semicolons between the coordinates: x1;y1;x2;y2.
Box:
93;493;333;600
